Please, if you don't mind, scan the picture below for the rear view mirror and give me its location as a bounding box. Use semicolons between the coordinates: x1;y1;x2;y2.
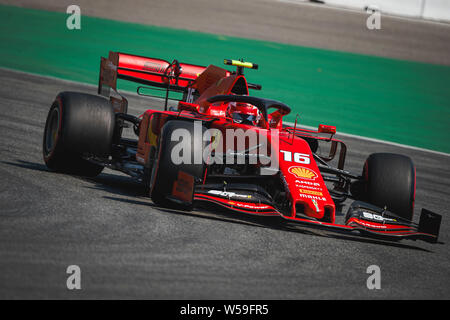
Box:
318;124;336;135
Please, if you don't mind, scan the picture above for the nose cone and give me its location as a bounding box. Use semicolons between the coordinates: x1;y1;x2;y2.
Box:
278;136;335;221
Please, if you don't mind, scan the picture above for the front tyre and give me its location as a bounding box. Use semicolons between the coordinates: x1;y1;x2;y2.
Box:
149;120;206;209
363;153;415;221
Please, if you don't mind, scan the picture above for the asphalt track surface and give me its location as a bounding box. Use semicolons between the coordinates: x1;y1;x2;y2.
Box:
0;68;449;299
3;0;450;65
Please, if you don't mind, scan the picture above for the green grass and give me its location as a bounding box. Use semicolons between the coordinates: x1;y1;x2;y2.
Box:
1;4;449;152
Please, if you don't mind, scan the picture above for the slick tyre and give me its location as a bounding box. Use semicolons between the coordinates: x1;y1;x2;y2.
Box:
150;120;206;209
363;153;416;221
43;91;115;177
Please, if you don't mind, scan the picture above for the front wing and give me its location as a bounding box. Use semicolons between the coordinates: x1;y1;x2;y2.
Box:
193;191;441;243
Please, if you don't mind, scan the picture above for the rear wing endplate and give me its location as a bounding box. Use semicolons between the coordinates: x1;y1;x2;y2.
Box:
98;51;207;110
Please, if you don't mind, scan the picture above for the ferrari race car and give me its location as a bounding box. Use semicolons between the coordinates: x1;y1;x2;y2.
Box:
43;51;442;243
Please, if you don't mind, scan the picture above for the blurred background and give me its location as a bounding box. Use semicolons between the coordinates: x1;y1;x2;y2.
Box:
3;0;449;152
312;0;450;21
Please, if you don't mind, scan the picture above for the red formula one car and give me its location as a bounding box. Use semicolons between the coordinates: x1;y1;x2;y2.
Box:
43;51;442;243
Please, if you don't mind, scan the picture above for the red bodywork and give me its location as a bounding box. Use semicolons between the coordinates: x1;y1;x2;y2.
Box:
97;51;440;243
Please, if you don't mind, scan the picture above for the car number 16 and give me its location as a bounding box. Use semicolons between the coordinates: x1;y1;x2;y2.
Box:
280;150;311;164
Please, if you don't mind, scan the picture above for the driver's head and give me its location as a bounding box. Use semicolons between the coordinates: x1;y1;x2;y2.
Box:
228;102;260;125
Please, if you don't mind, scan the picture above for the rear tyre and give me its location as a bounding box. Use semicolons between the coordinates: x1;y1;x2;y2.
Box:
149;120;206;209
363;153;415;221
43;92;115;177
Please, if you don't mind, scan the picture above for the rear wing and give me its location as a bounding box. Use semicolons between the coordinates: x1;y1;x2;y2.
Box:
98;51;207;109
98;51;262;111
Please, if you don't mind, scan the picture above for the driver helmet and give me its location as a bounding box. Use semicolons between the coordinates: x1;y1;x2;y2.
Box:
228;102;260;125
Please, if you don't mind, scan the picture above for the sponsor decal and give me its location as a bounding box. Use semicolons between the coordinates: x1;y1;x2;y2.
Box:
362;211;396;223
209;108;226;117
354;219;387;229
296;184;322;191
298;189;323;196
227;201;271;210
289;166;318;180
143;61;166;73
295;179;322;191
298;194;326;201
295;180;320;186
208;190;251;199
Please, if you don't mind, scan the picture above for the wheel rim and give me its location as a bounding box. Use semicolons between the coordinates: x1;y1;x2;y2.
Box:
44;107;60;156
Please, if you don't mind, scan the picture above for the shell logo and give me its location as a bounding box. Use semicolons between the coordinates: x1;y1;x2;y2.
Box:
289;166;318;180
